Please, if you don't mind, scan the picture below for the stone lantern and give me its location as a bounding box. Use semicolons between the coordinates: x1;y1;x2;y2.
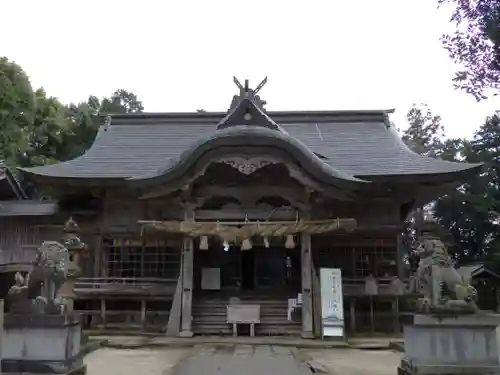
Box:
58;217;87;312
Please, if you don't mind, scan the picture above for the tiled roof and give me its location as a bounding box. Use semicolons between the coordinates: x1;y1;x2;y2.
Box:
0;162;28;199
19;110;482;180
0;201;58;216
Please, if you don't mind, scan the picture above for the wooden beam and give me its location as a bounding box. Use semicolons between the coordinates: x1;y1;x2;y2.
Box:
192;186;309;209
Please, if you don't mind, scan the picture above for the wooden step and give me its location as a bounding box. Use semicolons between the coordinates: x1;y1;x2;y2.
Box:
191;295;301;336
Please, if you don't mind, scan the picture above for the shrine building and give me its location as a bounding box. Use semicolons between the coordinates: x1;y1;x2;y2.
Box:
0;78;482;337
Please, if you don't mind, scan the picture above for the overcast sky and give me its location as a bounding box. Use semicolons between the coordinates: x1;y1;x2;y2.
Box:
2;0;499;139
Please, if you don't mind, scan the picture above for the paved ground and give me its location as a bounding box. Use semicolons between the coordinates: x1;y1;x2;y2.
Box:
303;348;402;375
84;347;189;375
88;333;402;349
84;345;402;375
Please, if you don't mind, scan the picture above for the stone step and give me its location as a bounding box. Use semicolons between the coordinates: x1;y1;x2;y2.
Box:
193;307;289;312
193;316;300;324
194;302;289;307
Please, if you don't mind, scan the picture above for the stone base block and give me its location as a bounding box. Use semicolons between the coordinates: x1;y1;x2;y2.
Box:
399;313;500;375
2;361;86;375
1;313;86;374
178;330;193;338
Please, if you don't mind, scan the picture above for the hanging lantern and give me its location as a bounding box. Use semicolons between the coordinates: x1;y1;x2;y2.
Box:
285;235;295;249
263;236;270;248
199;236;209;250
241;238;253;251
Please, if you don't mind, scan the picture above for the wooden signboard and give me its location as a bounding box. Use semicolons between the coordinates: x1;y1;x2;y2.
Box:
320;268;345;338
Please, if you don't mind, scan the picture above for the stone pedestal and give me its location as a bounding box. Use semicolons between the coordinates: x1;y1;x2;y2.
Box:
398;313;500;375
1;314;85;374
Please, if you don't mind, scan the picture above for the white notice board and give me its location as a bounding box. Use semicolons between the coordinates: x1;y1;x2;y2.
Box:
319;268;345;337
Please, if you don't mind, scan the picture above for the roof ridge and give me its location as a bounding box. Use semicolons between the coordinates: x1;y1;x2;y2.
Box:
109;109;395;119
106;110;395;126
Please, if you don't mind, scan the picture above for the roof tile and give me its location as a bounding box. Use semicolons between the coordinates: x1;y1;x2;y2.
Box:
20;111;481;179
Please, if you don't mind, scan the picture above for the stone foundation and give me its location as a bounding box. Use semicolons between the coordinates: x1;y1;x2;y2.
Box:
398;313;500;375
1;314;86;374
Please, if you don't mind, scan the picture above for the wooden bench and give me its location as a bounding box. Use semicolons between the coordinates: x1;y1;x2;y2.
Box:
226;304;260;337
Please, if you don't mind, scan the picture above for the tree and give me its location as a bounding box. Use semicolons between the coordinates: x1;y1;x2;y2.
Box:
100;89;144;114
399;104;452;270
0;57;36;165
18;88;71;167
439;0;500;100
434;113;500;263
402;104;446;157
60;89;144;161
60;96;102;161
0;57;71;168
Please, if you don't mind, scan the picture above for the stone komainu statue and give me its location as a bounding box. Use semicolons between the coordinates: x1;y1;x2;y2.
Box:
409;237;478;313
8;241;69;314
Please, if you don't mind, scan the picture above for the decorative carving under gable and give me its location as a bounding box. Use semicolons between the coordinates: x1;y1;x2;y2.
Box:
140;148;352;200
216;156;276;175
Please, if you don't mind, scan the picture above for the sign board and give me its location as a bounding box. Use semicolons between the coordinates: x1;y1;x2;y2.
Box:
226;305;260;324
201;267;221;290
319;268;345;337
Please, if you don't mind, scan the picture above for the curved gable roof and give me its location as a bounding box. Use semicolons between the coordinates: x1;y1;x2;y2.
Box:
127;125;367;189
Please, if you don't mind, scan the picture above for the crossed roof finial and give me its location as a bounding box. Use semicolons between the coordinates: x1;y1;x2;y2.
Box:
233;76;268;97
231;77;268;110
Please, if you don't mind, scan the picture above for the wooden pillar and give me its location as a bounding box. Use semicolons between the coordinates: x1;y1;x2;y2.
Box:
396;232;404;279
392;297;400;333
301;233;314;338
100;299;106;327
179;235;194;337
350;297;356;333
0;299;4;367
93;233;102;278
140;299;147;330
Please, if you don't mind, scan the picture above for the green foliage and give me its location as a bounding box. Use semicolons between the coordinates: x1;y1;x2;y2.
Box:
402;104;500;264
0;55;144;167
0;57;36;165
435;113;500;262
439;0;500;100
19;88;71;167
402;104;446;157
60;90;144;161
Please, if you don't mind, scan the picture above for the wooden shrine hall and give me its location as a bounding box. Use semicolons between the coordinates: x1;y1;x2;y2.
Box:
1;77;482;337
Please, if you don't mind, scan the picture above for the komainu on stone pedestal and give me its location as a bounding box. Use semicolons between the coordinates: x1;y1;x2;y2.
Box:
398;314;500;375
3;222;87;374
400;236;500;375
408;236;478;314
8;241;69;315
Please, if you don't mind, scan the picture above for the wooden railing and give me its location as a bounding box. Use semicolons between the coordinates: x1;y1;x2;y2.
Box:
342;277;412;296
73;277;177;298
0;246;37;265
76;309;170;331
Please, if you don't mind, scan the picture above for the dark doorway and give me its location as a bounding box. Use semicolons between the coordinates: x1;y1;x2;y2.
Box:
241;249;255;290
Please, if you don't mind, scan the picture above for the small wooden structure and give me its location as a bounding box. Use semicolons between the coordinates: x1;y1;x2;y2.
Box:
458;263;500;311
226;304;260;337
0;78;482;337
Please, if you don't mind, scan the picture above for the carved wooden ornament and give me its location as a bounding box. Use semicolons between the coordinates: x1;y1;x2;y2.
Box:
217;156;275;175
